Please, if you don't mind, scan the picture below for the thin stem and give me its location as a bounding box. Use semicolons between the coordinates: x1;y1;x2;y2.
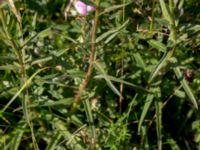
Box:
150;0;156;33
71;0;101;113
122;0;125;22
64;0;74;20
119;59;124;114
120;0;125;113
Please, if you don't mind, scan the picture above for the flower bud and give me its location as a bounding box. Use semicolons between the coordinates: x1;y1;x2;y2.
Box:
74;0;95;15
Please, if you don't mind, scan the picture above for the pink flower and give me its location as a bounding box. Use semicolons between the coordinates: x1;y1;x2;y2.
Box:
74;0;96;15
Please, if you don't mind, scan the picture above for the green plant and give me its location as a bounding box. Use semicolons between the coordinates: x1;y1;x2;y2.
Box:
0;0;199;149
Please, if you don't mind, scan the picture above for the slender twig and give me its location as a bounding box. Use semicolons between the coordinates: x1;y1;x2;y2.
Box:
64;0;75;20
70;0;101;113
119;0;126;114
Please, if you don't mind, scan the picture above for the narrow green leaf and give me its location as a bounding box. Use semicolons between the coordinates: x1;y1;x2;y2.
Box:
155;99;162;150
0;65;18;71
23;94;29;125
51;48;69;57
96;19;129;43
133;52;146;68
53;118;84;149
148;50;173;83
141;126;150;149
167;138;181;150
14;98;74;112
45;132;62;150
174;89;185;98
105;79;122;98
188;25;200;33
125;94;138;121
159;0;174;25
138;90;154;133
100;1;133;15
104;31;119;44
22;28;52;48
94;74;148;92
94;61;123;98
170;57;198;109
148;39;167;53
174;67;198;109
83;99;96;144
71;115;84;127
31;56;52;66
10;123;27;150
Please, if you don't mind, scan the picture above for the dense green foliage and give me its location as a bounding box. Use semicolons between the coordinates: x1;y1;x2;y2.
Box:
0;0;200;149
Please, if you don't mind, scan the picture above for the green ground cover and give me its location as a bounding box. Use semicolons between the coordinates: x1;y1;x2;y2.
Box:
0;0;200;149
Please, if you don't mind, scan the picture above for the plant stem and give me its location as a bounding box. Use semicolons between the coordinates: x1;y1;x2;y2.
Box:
0;7;39;150
71;0;101;113
150;0;156;33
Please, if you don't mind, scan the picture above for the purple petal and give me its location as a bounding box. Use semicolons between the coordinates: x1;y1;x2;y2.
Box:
86;5;96;12
74;0;87;15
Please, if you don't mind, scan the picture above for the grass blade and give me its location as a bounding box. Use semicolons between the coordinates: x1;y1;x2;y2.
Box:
53;118;84;149
133;52;146;68
94;74;148;92
22;28;52;48
8;0;21;23
167;138;181;150
10;123;27;150
138;89;154;133
45;132;62;150
170;57;198;109
94;61;123;98
148;39;167;53
155;98;162;150
83;99;96;146
148;50;173;83
96;19;129;43
14;98;74;112
100;1;133;15
159;0;173;25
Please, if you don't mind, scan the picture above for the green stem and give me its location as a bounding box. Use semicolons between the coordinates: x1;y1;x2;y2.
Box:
122;0;125;22
150;0;155;33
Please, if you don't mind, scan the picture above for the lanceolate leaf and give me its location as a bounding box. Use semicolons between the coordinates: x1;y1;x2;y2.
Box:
155;98;162;150
170;57;198;109
94;61;123;98
148;49;173;83
138;89;154;133
148;39;167;53
96;19;129;43
159;0;174;25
